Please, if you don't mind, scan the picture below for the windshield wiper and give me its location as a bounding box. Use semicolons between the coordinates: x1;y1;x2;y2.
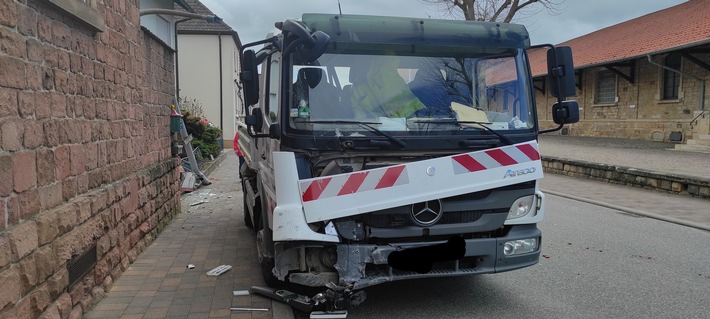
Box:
415;119;514;146
457;121;514;146
302;120;407;148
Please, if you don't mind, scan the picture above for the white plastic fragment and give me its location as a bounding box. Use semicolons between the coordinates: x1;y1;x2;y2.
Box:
187;264;195;269
233;290;250;296
206;265;232;276
230;307;268;311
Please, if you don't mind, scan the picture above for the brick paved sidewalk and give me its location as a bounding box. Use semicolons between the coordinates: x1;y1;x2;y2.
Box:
85;153;282;319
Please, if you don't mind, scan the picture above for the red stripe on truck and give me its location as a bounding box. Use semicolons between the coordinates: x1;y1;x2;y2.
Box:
302;177;332;202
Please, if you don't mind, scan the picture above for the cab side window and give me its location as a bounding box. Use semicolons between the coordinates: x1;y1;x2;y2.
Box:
265;56;280;124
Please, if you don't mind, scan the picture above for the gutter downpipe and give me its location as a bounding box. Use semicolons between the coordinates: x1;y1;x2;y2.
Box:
646;54;705;111
218;31;224;131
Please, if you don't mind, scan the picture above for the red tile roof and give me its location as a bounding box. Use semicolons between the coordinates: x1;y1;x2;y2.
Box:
530;0;710;76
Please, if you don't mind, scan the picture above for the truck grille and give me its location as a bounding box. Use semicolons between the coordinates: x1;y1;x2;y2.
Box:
362;211;486;228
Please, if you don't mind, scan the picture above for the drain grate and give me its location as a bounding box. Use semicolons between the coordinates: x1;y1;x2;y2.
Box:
68;244;97;290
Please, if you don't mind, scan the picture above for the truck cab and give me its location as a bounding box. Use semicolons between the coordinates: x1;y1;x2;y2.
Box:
238;13;577;294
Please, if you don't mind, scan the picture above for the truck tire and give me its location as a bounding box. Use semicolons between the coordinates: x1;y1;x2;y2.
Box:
243;197;254;229
256;222;281;287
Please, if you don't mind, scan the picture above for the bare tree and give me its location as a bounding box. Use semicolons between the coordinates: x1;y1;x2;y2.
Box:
419;0;564;22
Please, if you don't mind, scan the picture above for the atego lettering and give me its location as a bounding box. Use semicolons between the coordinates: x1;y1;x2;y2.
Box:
504;167;536;178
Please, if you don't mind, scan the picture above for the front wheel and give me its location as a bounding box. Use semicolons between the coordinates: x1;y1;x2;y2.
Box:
256;228;281;287
243;198;253;229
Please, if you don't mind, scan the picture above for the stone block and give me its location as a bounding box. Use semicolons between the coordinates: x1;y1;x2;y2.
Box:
687;184;699;196
69;144;85;176
62;177;78;202
700;186;710;198
38;183;63;212
9;221;38;260
34;245;58;282
35;91;52;119
23;119;44;149
56;293;72;319
26;64;43;90
671;182;684;193
38;304;61;319
0;87;18;118
0;27;25;58
1;119;23;152
0;0;16;27
5;195;19;226
47;269;69;300
18;254;38;294
13;150;37;193
55;145;71;181
18;183;41;223
25;38;44;63
0;236;13;269
69;306;82;319
36;149;56;187
51;93;66;118
0;155;12;196
0;266;21;310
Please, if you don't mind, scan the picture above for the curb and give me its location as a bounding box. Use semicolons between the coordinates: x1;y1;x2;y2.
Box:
541;156;710;200
202;150;229;177
542;188;710;232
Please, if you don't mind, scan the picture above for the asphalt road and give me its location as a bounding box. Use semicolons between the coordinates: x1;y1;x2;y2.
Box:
339;195;710;319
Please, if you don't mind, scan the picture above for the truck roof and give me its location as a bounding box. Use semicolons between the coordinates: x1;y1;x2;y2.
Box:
302;13;531;50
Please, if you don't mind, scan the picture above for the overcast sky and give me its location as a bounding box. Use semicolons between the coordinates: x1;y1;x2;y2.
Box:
200;0;687;45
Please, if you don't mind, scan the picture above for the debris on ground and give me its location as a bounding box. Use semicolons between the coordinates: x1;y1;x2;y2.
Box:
230;307;269;312
206;265;232;276
233;290;250;296
190;200;209;206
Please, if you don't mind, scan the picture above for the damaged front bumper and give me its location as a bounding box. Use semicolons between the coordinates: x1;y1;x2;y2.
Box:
332;224;541;289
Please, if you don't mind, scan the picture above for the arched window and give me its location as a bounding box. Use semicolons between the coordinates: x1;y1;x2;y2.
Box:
662;53;681;100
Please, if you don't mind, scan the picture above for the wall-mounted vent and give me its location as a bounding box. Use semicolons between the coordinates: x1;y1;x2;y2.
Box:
67;244;97;290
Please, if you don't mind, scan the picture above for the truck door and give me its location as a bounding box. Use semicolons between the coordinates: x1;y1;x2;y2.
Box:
257;53;281;230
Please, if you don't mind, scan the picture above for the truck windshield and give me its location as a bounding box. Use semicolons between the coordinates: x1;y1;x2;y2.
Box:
288;49;533;136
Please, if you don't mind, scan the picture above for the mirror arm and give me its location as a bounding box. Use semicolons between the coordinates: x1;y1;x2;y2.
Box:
539;122;564;134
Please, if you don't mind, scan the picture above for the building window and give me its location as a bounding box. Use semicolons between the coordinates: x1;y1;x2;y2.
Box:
595;68;616;104
46;0;105;31
662;54;681;100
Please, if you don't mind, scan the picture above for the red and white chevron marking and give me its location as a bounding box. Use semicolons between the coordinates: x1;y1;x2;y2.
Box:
452;142;540;174
300;165;408;202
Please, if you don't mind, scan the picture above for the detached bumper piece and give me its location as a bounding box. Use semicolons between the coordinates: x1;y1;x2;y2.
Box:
248;286;366;317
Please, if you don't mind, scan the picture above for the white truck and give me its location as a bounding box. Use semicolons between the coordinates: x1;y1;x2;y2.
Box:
238;13;578;311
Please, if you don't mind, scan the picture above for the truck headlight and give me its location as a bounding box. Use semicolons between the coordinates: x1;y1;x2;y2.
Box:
503;238;538;256
507;195;535;220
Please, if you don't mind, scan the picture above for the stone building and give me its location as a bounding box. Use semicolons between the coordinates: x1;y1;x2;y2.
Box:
532;0;710;148
0;0;185;317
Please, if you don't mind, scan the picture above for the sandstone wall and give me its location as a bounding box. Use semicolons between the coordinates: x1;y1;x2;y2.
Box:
0;1;181;318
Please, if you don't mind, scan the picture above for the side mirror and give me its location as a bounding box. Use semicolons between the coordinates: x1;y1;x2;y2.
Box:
269;124;281;139
547;46;576;98
552;100;580;124
245;107;264;137
240;49;260;106
298;31;330;63
281;19;330;63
